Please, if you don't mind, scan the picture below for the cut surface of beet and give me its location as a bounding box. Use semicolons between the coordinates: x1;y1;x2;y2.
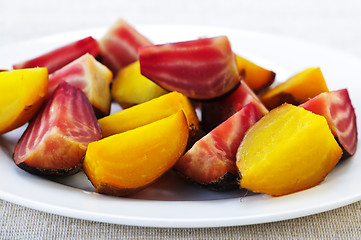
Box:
139;36;239;100
13;82;102;175
174;103;263;189
300;89;357;155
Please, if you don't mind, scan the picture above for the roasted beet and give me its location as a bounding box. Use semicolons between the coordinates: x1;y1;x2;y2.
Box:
201;80;268;132
99;18;153;74
13;82;102;176
174;103;263;190
13;36;100;74
300;89;357;156
48;53;112;117
139;36;240;100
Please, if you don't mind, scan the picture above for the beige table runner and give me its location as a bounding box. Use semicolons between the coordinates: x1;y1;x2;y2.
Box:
1;199;361;239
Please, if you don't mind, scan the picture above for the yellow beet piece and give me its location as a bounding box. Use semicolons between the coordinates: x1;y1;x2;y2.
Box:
98;91;199;137
236;104;342;196
111;61;168;108
235;55;275;93
260;67;329;110
83;111;189;196
0;68;48;134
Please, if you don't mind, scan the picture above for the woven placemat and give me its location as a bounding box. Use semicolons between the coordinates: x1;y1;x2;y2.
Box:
1;199;361;239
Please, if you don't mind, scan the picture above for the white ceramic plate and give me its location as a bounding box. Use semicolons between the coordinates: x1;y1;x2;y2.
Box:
0;25;360;228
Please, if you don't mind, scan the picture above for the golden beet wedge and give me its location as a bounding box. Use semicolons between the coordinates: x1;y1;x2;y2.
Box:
236;104;342;196
260;67;329;110
83;111;189;196
0;68;48;134
111;61;168;108
98;91;199;138
235;55;275;93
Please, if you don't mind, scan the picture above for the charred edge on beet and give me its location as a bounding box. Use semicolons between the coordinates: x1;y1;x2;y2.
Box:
83;166;153;197
16;161;82;177
95;54;104;64
202;172;240;191
254;71;276;95
174;169;239;191
185;128;206;151
118;102;136;109
279;92;300;106
92;105;109;119
335;138;353;160
266;71;276;89
239;69;246;79
24;105;33;111
96;183;148;197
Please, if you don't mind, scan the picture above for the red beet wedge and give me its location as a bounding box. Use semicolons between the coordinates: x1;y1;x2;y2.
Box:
99;18;153;74
13;82;102;176
300;89;357;156
174;103;263;190
202;80;268;132
139;36;240;100
48;53;113;117
13;36;100;74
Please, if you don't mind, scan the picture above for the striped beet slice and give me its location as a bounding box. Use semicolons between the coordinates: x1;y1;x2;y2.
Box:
99;19;153;74
13;82;102;176
202;80;268;132
300;89;357;156
174;103;263;190
13;36;100;74
139;36;240;100
48;53;112;117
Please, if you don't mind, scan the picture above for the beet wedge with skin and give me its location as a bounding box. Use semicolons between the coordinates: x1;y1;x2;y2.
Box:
260;67;329;110
98;91;199;138
48;53;113;117
13;36;100;74
235;54;275;93
83;111;189;197
236;104;342;196
13;82;102;176
111;61;168;108
99;18;153;75
174;103;263;190
300;89;357;156
139;36;240;100
0;68;48;134
202;80;268;132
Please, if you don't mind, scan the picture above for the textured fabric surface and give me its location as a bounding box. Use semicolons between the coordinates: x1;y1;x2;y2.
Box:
1;0;361;238
1;199;361;239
